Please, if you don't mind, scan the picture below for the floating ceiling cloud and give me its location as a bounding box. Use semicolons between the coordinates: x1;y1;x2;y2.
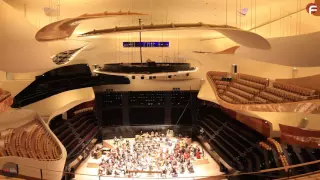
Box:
216;31;320;67
0;1;56;72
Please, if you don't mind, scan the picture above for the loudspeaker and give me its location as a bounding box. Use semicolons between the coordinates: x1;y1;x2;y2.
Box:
153;76;156;79
186;73;189;76
149;76;152;80
168;75;172;78
141;76;144;80
132;76;135;79
233;64;237;73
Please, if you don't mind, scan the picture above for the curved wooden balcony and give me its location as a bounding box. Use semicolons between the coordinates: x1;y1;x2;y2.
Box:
0;89;13;113
207;71;320;113
0;121;63;161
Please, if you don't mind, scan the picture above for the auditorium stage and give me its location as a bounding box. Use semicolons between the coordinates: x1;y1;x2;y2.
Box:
75;137;224;180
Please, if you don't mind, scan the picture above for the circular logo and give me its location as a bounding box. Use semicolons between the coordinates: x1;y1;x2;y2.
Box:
306;3;318;15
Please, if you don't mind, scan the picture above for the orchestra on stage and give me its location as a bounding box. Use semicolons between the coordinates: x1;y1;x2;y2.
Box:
91;130;204;177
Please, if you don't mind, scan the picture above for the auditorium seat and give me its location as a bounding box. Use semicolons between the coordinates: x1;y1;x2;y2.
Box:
265;87;308;102
284;145;308;174
211;76;222;81
228;87;254;99
197;107;274;172
231;83;260;95
273;82;316;97
225;91;249;104
0;122;62;161
74;107;94;115
208;72;319;107
49;110;100;162
216;85;228;90
259;92;284;103
297;148;320;172
267;138;289;167
235;79;266;90
253;96;269;104
259;142;272;151
237;73;269;85
215;81;231;86
217;89;224;94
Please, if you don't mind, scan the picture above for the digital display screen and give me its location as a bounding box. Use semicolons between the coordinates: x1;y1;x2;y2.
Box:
123;42;169;47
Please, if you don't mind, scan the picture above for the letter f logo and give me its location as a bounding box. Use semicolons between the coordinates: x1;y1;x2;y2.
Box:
307;3;318;14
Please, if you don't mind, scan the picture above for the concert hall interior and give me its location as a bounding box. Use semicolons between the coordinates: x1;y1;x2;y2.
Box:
2;0;320;179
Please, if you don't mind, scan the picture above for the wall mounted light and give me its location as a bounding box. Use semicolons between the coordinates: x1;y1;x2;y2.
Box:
292;67;298;78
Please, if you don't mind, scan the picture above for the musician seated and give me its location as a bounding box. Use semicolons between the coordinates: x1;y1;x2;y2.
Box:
171;167;178;177
179;165;185;174
98;167;104;175
187;163;194;173
114;169;120;176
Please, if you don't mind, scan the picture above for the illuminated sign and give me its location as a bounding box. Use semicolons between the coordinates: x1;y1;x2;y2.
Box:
123;42;169;47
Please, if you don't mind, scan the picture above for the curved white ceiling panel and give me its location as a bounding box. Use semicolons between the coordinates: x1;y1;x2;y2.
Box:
47;40;90;56
221;31;320;67
215;28;271;50
35;12;147;42
0;1;56;73
79;23;271;50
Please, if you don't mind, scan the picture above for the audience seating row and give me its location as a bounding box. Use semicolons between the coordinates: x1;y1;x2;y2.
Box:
0;122;62;161
215;81;230;86
197;105;320;178
273;82;316;97
265;87;308;102
216;85;228;90
218;89;224;94
259;92;284;103
253;96;268;104
267;138;289;167
225;91;249;104
220;95;233;103
197;107;272;172
231;83;260;95
211;76;222;80
228;87;254;99
235;78;266;90
208;72;319;106
49;110;99;162
237;73;269;85
74;107;94;115
0;90;11;102
259;142;272;151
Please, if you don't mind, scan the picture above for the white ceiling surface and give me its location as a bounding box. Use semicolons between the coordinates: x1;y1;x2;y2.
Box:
0;1;89;73
6;0;320;36
0;1;54;73
233;31;320;67
2;0;320;71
